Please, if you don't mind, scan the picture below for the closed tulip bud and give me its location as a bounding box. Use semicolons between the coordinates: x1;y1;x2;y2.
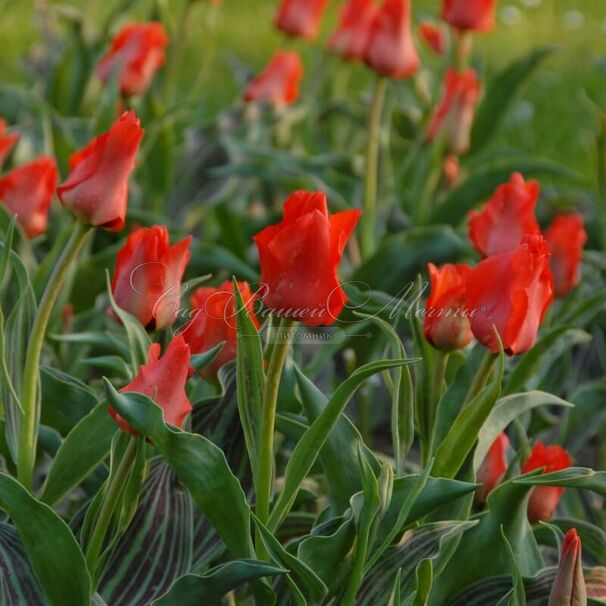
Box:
442;0;497;33
328;0;377;62
476;433;509;503
521;442;572;523
57;111;143;232
549;529;587;606
0;156;57;238
275;0;329;40
468;172;541;258
253;190;361;327
0;119;19;170
419;21;448;56
545;214;588;297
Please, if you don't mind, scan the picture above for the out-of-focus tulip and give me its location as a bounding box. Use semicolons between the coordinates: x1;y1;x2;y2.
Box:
97;22;169;96
442;0;497;33
476;432;509;502
0;156;57;238
0;119;19;171
110;225;192;330
419;21;448;55
329;0;377;62
57;111;143;232
468;172;541;257
253;190;361;327
275;0;329;40
521;441;573;522
545;214;588;297
549;529;587;606
466;234;554;355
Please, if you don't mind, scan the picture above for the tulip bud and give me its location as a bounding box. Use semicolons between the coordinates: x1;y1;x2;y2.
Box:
275;0;329;40
419;21;448;56
328;0;377;62
442;0;497;33
549;529;587;606
476;433;509;503
0;118;19;171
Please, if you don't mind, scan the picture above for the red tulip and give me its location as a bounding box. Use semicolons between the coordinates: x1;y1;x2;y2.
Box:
424;263;473;351
0;119;19;171
110;336;192;434
419;21;448;55
364;0;420;80
521;442;572;523
275;0;329;40
253;190;361;327
545;214;588;297
110;225;192;330
182;281;261;378
476;432;509;503
57;111;143;232
426;68;481;155
468;172;541;258
328;0;378;62
466;234;554;355
549;529;587;606
442;0;497;33
243;51;303;107
97;22;169;96
0;156;57;238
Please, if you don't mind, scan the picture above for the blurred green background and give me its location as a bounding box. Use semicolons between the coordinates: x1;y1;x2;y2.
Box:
1;0;605;180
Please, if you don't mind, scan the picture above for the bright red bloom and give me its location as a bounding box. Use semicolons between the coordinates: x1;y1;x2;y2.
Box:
476;433;509;503
364;0;420;79
181;281;261;379
442;0;496;32
0;119;19;171
521;442;572;523
243;51;303;107
424;263;473;351
97;22;169;96
57;111;143;232
545;214;587;297
550;529;587;606
275;0;329;40
466;234;554;356
253;190;361;327
328;0;378;62
0;156;57;238
426;68;481;155
110;225;192;330
468;173;541;258
419;21;448;55
110;336;192;434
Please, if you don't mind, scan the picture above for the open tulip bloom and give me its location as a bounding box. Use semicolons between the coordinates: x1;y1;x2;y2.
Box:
0;2;604;606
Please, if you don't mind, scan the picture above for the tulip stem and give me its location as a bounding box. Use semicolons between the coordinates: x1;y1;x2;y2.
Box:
17;221;92;491
455;31;473;71
360;76;388;260
85;436;139;579
256;317;294;555
464;351;497;405
428;351;449;442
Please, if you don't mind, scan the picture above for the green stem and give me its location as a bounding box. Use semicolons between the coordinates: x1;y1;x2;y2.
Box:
17;222;91;490
360;77;388;260
255;317;294;553
85;437;139;575
597;117;606;251
427;351;449;448
464;351;497;406
358;384;373;447
455;31;473;71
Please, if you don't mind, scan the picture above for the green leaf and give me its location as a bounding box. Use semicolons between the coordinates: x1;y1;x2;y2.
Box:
498;528;526;606
0;473;90;605
534;518;606;565
514;467;606;498
151;560;286;606
103;382;254;560
411;559;433;606
189;341;225;373
40;401;117;506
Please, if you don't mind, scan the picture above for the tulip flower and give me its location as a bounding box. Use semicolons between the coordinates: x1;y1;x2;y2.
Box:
549;529;587;606
0;119;19;171
521;441;572;523
424;263;473;351
253;190;361;327
328;0;377;62
57;111;144;232
275;0;329;40
182;280;260;378
468;172;541;258
545;214;588;297
476;433;509;503
466;234;554;355
110;336;192;434
426;68;481;155
97;22;169;96
442;0;497;33
110;225;191;330
419;21;448;55
243;51;304;107
0;156;57;238
364;0;420;80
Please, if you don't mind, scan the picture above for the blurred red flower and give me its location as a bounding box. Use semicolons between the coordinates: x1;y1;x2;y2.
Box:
110;225;191;330
476;432;509;503
275;0;329;40
419;21;448;55
97;22;169;96
468;172;541;257
253;190;361;327
0;156;57;238
545;214;588;297
243;51;303;107
0;119;19;171
442;0;497;33
57;111;143;232
329;0;377;62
